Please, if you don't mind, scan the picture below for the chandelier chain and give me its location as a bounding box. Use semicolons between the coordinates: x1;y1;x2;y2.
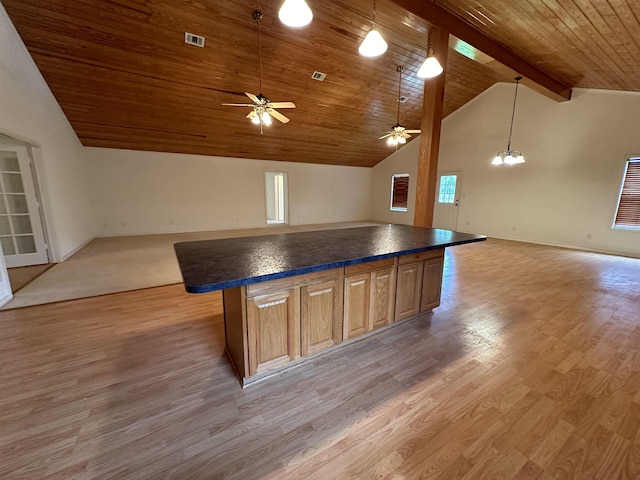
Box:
507;76;522;152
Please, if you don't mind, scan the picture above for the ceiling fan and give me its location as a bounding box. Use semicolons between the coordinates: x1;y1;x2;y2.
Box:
379;66;421;147
222;11;296;133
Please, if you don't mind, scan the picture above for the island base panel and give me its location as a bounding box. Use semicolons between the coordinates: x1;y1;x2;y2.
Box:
223;249;446;386
222;287;248;379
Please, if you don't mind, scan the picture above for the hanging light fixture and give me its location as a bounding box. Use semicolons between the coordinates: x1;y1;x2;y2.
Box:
359;0;387;57
379;66;421;148
492;76;526;166
278;0;313;28
253;11;270;132
417;28;443;78
222;11;297;133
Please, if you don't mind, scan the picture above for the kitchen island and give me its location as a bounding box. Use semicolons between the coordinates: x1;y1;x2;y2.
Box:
174;224;485;386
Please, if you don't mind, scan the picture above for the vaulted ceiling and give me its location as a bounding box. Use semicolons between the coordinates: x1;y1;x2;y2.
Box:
3;0;640;167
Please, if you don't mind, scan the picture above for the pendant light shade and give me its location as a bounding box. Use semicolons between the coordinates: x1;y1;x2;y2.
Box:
492;76;526;166
359;0;387;58
417;56;443;78
278;0;313;28
359;29;388;57
417;28;443;79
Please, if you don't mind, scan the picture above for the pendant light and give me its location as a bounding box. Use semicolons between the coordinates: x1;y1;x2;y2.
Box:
359;0;387;57
417;28;443;79
492;76;526;166
278;0;313;28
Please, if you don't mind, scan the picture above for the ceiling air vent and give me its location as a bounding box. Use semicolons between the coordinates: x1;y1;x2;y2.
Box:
311;71;327;81
185;32;205;47
398;96;408;103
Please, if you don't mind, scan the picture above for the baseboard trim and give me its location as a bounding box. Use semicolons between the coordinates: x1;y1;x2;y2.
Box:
484;234;640;259
94;221;381;239
59;236;95;262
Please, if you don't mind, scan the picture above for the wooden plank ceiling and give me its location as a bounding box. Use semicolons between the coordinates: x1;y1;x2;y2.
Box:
3;0;639;167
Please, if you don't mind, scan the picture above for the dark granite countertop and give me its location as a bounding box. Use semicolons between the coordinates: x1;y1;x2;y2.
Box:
174;224;486;293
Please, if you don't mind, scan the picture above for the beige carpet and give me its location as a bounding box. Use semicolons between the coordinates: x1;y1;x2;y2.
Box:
1;222;380;309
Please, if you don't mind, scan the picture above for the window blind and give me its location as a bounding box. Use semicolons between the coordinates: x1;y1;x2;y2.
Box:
614;159;640;228
391;175;409;210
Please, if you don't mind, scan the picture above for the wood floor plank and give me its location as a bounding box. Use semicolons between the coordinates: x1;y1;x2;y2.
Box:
0;238;639;478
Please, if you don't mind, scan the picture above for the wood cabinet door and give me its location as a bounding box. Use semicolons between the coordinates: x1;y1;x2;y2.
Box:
369;267;396;331
343;273;370;340
247;289;300;376
421;257;444;312
395;262;423;322
301;279;342;356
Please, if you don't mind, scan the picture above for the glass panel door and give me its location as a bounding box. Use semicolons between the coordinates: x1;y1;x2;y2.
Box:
0;147;48;267
433;171;463;230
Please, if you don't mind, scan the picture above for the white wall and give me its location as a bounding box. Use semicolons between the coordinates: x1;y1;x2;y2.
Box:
371;83;640;257
0;4;93;261
86;148;371;235
370;138;420;225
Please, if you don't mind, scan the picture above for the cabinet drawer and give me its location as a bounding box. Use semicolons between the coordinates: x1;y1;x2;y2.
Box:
344;257;395;276
398;248;444;265
246;268;341;297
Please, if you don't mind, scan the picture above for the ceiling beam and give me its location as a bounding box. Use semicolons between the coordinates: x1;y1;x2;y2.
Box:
389;0;572;101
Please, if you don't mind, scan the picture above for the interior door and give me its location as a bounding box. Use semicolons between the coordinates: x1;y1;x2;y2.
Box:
0;146;48;267
433;171;462;230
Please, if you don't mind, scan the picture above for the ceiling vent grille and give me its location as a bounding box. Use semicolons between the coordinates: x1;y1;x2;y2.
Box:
398;96;408;103
185;32;205;47
311;71;327;81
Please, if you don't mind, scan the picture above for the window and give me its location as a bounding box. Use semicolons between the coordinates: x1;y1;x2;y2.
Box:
390;174;409;212
265;172;288;224
613;158;640;229
438;175;457;204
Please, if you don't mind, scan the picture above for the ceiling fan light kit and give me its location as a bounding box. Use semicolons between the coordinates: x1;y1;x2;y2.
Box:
278;0;313;28
359;0;387;57
492;76;526;166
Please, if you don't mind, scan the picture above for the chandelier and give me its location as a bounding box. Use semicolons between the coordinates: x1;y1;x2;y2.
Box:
492;76;526;166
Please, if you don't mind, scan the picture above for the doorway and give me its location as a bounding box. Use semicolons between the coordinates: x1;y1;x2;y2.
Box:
433;171;462;230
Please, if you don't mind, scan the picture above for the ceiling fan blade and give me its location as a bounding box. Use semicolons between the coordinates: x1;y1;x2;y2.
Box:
245;92;260;104
379;133;393;139
267;108;290;123
268;102;296;109
222;103;254;107
405;130;421;134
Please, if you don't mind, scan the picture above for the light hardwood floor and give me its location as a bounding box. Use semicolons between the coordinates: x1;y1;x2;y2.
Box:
1;238;639;479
